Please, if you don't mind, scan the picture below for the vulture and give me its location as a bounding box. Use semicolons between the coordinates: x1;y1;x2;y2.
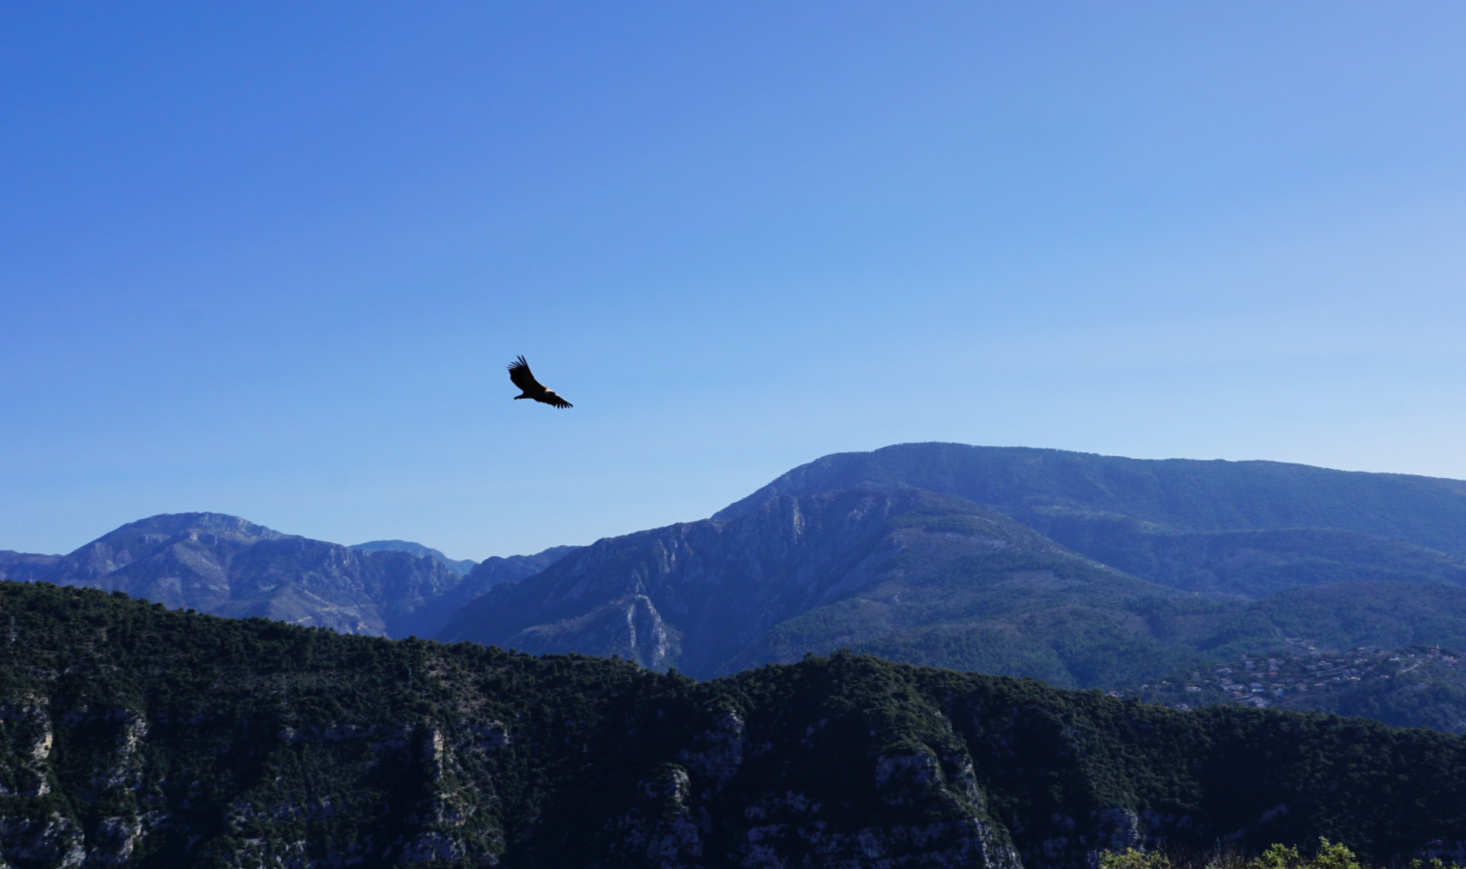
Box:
507;355;573;408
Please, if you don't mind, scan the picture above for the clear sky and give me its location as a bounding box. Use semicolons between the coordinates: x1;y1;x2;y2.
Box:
4;3;1465;560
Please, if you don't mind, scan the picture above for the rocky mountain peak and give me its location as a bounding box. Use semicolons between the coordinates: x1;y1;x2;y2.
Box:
103;512;289;546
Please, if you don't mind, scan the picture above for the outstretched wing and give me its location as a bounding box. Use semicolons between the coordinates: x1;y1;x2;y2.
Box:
508;355;574;408
507;355;542;393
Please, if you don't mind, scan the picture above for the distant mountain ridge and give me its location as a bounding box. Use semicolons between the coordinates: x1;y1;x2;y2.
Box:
716;444;1466;532
396;545;579;639
8;443;1466;733
351;539;478;575
717;444;1466;594
0;513;573;639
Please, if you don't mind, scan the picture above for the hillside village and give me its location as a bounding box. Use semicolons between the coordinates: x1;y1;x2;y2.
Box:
1126;643;1466;731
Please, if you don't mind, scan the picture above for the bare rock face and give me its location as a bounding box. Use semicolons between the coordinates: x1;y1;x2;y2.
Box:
604;764;706;869
590;697;1019;869
505;592;682;670
0;702;52;798
677;706;744;798
716;740;1019;869
0;812;85;868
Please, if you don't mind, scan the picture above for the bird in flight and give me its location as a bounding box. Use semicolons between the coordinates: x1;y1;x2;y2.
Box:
507;356;573;408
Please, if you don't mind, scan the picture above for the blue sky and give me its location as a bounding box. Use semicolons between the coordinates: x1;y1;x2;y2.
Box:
4;3;1465;560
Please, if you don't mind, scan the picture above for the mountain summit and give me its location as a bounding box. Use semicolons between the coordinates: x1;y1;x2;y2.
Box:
717;444;1466;595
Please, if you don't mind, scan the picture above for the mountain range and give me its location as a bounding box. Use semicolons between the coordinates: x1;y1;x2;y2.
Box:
0;513;572;639
438;444;1466;727
7;443;1466;732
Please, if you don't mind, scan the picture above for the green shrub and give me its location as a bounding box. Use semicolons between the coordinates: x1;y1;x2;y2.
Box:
1101;839;1464;869
1101;848;1173;869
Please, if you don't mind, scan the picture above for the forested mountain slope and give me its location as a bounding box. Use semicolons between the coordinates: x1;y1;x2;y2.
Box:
1;581;1463;869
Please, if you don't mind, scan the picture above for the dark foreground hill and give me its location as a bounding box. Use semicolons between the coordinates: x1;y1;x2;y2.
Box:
0;514;572;640
2;581;1463;869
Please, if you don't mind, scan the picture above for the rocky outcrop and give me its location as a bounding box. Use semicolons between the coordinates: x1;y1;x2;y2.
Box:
677;706;744;798
727;748;1020;869
0;702;52;798
506;592;681;670
603;764;706;869
595;702;1019;869
0;812;85;868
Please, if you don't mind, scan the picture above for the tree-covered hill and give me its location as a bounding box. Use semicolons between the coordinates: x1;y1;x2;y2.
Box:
2;580;1464;868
